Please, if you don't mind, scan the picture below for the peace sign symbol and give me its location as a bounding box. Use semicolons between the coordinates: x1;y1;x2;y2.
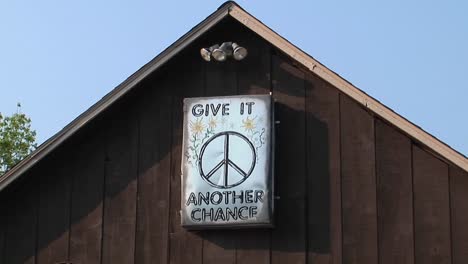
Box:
198;131;256;189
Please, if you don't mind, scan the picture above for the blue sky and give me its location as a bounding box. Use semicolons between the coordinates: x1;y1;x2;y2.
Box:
0;1;467;156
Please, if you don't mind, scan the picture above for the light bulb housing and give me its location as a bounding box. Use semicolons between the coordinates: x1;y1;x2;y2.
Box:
232;42;248;61
212;42;233;62
200;48;211;62
200;44;219;62
212;49;227;61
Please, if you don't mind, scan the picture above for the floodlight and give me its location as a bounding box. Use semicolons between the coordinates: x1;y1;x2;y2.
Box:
212;42;233;62
232;42;248;61
201;42;247;62
200;44;219;62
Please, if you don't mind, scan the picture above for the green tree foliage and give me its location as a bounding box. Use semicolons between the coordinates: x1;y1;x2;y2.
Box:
0;105;37;175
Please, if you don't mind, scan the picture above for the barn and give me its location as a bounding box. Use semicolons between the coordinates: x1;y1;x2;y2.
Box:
0;2;467;264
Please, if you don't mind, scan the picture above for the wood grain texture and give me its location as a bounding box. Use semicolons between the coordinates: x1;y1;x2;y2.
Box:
135;78;172;264
236;26;271;96
340;95;378;264
69;128;105;264
168;50;204;264
271;54;306;264
449;165;468;264
168;64;186;235
305;72;341;264
3;178;38;264
376;119;414;264
101;100;139;264
413;145;451;264
234;26;271;264
36;157;71;264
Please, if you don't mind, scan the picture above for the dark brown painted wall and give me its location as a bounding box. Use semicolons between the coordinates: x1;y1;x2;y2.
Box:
1;17;467;264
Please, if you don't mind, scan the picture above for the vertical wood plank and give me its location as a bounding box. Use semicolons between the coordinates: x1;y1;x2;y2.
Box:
376;119;414;264
36;158;71;264
305;72;341;264
0;200;5;264
168;50;204;264
450;165;468;264
201;50;238;264
3;179;38;264
413;145;451;264
271;54;307;264
102;100;139;264
69;128;105;264
234;30;271;264
236;31;271;96
340;95;378;264
135;79;172;264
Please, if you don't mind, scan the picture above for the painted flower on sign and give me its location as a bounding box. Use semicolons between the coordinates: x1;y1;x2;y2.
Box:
241;115;265;162
185;118;215;168
241;116;256;132
190;118;205;135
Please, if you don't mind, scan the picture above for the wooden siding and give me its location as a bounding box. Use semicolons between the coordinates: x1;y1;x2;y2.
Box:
450;166;468;264
375;120;414;264
305;71;341;264
341;95;378;264
0;17;465;264
69;127;105;264
413;146;451;264
271;53;307;264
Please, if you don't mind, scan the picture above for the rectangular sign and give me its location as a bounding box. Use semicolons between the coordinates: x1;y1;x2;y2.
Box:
181;94;274;229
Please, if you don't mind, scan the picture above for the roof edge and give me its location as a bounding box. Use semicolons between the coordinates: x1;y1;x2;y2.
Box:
0;3;232;192
228;5;468;172
0;1;466;193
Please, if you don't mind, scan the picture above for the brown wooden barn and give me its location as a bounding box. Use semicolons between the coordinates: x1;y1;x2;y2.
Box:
1;2;467;264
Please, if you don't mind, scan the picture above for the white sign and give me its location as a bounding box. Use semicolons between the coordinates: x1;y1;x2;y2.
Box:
181;94;274;229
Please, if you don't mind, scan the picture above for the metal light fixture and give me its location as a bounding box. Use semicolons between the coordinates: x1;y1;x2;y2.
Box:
232;42;248;61
200;42;247;62
212;42;233;62
200;44;220;62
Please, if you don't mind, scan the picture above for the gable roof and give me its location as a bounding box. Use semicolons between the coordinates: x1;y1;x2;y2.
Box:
1;1;466;191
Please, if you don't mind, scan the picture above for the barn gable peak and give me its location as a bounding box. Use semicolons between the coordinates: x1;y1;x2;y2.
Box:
0;1;466;191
